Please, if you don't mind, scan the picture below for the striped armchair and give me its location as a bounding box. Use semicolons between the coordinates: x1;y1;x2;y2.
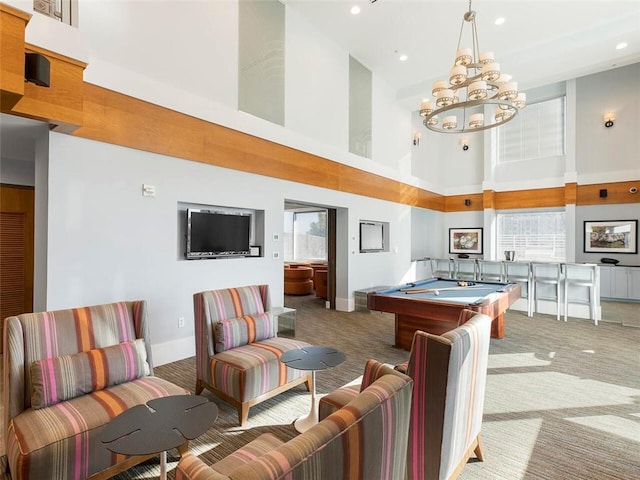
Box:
176;359;413;480
193;285;312;425
319;313;492;480
2;301;189;480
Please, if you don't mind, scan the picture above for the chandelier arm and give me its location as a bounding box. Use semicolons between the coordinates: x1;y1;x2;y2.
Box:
422;98;519;134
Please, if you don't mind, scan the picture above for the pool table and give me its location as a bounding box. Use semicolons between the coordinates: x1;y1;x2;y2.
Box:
367;277;521;350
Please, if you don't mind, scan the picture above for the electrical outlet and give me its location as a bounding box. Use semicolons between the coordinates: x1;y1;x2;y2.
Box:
178;317;185;328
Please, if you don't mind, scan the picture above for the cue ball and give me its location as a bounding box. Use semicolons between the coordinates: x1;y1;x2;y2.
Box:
434;290;440;296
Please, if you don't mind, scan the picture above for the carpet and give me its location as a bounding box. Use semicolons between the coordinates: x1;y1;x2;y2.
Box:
3;295;639;479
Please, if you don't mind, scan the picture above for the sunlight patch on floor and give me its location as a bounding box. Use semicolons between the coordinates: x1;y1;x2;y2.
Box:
566;415;640;443
485;372;640;414
464;418;543;480
488;352;553;369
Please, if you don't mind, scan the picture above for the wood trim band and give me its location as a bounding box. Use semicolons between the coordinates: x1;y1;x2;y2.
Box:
0;3;31;110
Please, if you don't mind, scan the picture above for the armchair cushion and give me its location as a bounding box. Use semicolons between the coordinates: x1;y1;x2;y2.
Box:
213;313;276;353
30;338;150;408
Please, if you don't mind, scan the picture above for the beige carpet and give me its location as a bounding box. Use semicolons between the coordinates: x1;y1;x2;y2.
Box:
2;297;639;479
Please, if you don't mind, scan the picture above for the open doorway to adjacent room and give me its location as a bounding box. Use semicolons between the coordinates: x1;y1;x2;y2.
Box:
284;200;337;309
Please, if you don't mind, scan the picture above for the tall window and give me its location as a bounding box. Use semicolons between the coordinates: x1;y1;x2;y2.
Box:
497;211;566;262
497;96;565;163
284;210;327;262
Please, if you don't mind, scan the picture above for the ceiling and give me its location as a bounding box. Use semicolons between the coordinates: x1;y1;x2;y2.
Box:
2;1;640;164
284;0;640;108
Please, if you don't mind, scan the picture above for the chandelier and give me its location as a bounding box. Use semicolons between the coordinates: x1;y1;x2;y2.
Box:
420;1;525;133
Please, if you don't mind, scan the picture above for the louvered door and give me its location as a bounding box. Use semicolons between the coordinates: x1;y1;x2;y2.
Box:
0;185;34;352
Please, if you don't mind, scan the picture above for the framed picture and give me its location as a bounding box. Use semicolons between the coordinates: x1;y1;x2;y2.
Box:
449;228;483;255
584;220;638;254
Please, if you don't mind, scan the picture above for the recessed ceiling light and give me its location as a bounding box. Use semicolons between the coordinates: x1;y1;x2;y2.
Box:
616;42;628;50
350;6;360;15
399;54;408;62
494;17;505;25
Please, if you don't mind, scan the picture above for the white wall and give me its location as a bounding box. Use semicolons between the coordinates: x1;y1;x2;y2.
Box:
45;133;414;364
0;158;34;186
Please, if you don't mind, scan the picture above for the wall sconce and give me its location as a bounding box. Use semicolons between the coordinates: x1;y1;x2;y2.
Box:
413;132;422;146
603;112;615;128
464;198;471;206
599;189;608;198
460;139;469;151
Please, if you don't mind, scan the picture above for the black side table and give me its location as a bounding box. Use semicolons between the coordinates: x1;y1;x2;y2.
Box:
281;346;346;433
101;395;218;480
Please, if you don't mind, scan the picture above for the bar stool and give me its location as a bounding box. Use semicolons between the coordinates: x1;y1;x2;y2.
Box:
531;262;562;320
431;258;453;279
504;261;533;317
478;260;504;282
564;263;598;325
454;258;478;280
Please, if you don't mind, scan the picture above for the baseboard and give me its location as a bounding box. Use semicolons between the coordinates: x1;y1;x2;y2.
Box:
335;296;354;312
152;336;195;366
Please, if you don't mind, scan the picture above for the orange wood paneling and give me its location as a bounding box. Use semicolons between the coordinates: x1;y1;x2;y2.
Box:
493;187;566;210
75;83;446;210
445;193;483;212
565;182;577;205
576;181;640;206
483;190;495;210
0;4;30;110
9;44;87;131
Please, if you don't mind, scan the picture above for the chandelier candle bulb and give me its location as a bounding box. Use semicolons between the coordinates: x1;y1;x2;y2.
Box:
498;81;518;100
450;65;468;85
442;115;458;129
496;73;512;85
455;48;473;65
469;113;484;128
436;89;455;107
468;80;487;100
420;100;434;116
479;51;494;64
481;62;500;81
426;114;438;126
432;80;448;96
495;106;513;122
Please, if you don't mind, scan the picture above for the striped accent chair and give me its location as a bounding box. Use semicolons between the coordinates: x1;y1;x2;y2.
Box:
2;301;189;480
194;285;312;425
319;313;492;480
175;359;413;480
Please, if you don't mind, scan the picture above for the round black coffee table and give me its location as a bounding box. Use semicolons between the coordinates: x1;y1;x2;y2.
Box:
281;346;346;433
101;394;218;480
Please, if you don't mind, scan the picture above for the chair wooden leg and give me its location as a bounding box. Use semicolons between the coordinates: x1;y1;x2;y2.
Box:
305;373;313;393
474;434;485;462
195;379;204;395
178;441;189;456
238;403;250;426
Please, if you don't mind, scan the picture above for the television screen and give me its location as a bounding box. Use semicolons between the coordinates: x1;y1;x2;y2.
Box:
360;222;384;252
186;209;251;259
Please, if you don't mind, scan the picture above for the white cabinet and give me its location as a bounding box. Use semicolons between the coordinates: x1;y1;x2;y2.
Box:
599;265;640;300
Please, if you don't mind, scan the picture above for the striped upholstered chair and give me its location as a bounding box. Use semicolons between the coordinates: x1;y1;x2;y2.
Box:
193;285;312;425
176;359;413;480
2;301;189;480
319;313;492;480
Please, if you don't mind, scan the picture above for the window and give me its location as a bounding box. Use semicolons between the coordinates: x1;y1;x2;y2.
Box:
33;0;77;26
496;96;565;163
284;210;327;262
497;211;566;262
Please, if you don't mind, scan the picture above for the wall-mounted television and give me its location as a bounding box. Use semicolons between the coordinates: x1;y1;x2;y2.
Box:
360;221;385;252
186;209;251;259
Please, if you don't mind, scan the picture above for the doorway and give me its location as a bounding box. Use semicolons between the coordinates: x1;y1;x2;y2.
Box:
284;201;337;309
